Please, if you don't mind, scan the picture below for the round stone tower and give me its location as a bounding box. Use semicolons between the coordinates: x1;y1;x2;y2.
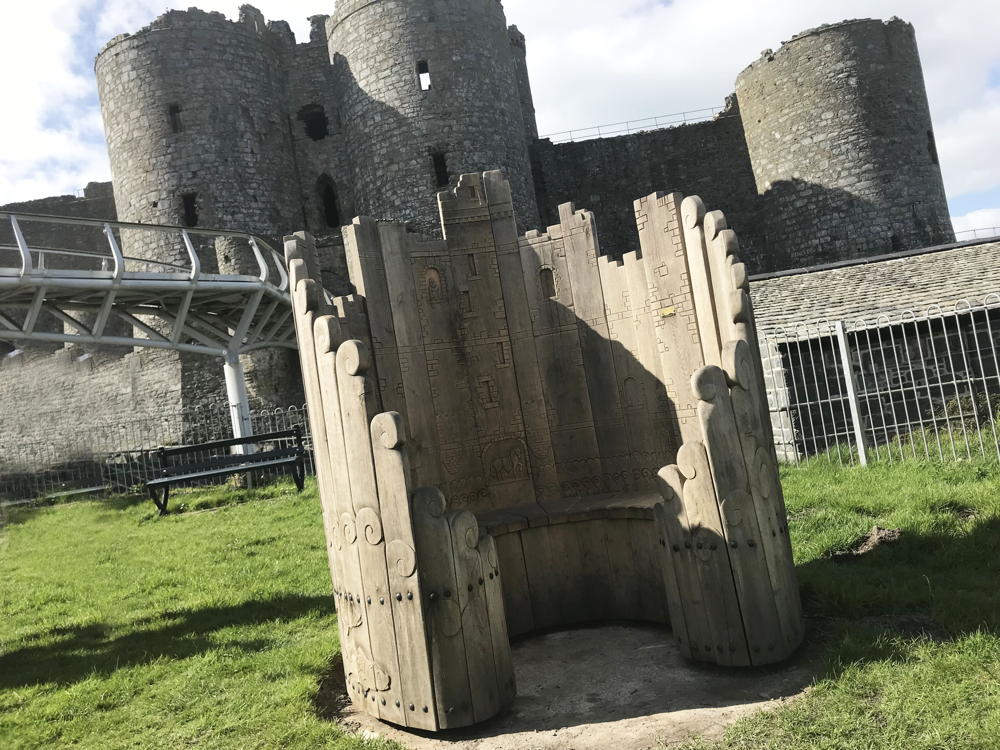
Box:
327;0;539;233
95;6;305;406
735;18;954;269
95;6;302;270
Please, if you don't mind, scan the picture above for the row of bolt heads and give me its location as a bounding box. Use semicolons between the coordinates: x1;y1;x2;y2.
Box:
334;570;499;606
660;525;787;552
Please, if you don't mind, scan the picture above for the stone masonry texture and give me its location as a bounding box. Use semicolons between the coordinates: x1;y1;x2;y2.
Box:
0;5;958;472
735;18;954;269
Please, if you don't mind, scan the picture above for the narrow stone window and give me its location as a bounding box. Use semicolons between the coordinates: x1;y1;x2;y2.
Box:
298;104;329;141
181;193;198;227
317;175;341;228
417;60;432;91
432;152;449;188
461;290;473;313
539;267;556;298
927;129;940;166
168;103;183;133
496;341;506;365
467;253;479;277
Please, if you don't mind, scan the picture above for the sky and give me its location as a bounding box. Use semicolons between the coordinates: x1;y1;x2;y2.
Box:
0;0;998;236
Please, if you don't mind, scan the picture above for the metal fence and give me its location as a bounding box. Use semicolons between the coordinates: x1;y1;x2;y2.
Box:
759;293;1000;465
0;404;315;505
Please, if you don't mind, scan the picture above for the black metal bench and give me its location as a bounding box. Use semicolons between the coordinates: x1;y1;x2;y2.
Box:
146;427;306;514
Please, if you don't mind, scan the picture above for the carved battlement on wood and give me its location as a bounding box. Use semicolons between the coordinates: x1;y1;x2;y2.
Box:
285;172;803;731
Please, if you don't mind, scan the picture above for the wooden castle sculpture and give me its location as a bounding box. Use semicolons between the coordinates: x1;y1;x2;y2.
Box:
285;171;803;731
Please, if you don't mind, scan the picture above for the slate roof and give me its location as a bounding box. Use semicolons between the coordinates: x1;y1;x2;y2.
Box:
749;238;1000;331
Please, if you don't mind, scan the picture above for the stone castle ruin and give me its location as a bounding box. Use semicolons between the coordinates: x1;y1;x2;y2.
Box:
0;1;955;475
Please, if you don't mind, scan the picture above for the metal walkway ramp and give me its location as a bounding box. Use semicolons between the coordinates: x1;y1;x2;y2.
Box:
0;212;299;440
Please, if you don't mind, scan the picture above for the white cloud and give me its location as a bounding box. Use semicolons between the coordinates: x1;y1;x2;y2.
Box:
952;208;1000;238
1;0;998;223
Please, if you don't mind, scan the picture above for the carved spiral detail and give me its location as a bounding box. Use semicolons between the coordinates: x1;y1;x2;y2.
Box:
675;443;704;482
372;411;405;450
356;507;384;545
337;339;369;376
721;490;752;528
681;195;707;230
450;511;481;550
704;210;728;240
341;512;358;544
485;539;499;570
722;339;755;391
414;487;447;519
755;446;778;502
386;539;417;578
313;315;342;356
691;365;728;402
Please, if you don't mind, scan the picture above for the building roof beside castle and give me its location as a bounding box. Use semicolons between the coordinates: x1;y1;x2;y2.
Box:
750;238;1000;330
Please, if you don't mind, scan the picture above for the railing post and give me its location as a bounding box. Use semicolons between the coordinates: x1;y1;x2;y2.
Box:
835;320;868;466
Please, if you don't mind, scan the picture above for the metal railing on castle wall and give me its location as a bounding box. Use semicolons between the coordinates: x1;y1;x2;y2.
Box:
0;404;316;505
540;107;729;144
758;293;1000;465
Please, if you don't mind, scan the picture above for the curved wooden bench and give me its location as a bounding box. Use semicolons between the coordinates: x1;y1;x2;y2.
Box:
478;494;668;637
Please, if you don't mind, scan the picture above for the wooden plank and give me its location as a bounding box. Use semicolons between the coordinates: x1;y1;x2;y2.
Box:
674;443;751;667
284;241;364;711
518;223;603;498
627;518;668;624
546;522;589;626
518;526;560;629
693;365;785;665
559;204;630;492
411;487;474;729
724;341;803;655
494;531;535;637
370;412;438;729
603;518;644;622
486;173;560;505
335;339;406;724
680;197;723;369
479;533;516;707
343;219;405;424
652;497;692;655
575;519;615;623
312;316;382;717
377;222;442;488
449;510;502;722
621;251;679;464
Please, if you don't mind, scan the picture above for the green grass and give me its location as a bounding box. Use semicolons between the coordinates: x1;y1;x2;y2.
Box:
678;459;1000;750
3;462;1000;749
0;481;396;750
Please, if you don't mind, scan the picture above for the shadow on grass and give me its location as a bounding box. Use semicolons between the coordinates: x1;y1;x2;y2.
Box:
0;593;335;690
793;516;1000;675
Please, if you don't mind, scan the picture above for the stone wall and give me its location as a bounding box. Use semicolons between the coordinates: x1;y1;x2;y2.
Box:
95;7;303;268
735;18;954;269
328;0;539;234
532;102;767;270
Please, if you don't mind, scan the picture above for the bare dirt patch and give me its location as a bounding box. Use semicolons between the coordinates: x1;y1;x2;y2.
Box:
321;624;820;749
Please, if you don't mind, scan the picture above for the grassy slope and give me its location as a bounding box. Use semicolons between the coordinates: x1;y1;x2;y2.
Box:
3;462;1000;749
680;460;1000;750
0;483;395;750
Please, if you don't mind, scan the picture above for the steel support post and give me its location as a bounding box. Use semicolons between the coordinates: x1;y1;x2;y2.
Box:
224;351;255;454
